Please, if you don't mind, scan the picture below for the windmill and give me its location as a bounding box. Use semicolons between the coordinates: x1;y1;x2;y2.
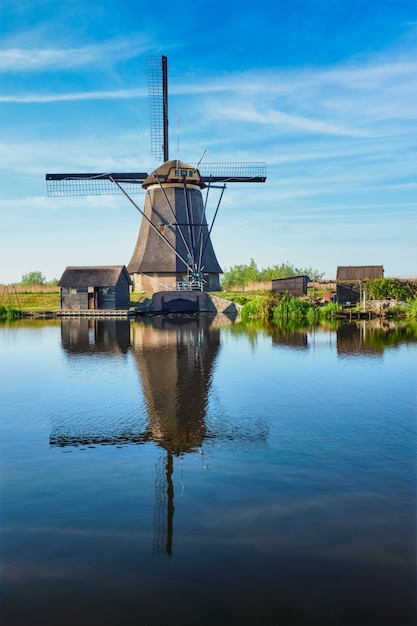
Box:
46;56;266;293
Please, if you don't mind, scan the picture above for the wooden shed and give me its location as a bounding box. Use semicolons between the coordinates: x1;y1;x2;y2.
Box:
58;266;132;310
336;265;384;305
336;266;384;281
271;275;310;297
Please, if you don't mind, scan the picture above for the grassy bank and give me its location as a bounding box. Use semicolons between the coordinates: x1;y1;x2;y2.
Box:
0;293;60;310
1;284;61;310
2;287;416;321
0;288;152;313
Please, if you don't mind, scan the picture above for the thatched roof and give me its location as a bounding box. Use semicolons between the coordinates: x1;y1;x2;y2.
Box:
58;265;132;287
336;266;384;280
142;159;205;189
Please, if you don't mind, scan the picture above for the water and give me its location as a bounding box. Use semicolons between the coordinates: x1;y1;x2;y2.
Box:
0;316;416;626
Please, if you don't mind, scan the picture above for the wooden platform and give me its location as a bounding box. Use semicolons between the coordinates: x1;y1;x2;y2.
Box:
23;309;134;319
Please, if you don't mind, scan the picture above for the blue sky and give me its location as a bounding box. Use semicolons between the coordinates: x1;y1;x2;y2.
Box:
0;0;416;283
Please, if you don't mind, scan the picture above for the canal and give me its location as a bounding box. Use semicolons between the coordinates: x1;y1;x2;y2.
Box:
0;316;416;626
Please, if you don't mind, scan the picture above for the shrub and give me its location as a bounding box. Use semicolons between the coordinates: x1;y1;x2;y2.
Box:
0;306;22;320
240;296;271;322
319;301;342;319
366;278;415;301
406;297;417;319
272;295;316;321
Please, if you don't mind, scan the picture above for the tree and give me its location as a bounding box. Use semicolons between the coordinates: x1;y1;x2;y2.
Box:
21;270;46;286
221;260;324;289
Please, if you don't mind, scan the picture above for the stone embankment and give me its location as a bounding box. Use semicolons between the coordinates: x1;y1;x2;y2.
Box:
207;295;242;315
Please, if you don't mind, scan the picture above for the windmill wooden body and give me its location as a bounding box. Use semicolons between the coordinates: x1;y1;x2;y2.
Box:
46;56;266;293
127;159;223;292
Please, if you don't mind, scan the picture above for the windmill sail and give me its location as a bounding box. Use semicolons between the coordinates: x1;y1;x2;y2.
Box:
147;55;169;163
45;162;266;196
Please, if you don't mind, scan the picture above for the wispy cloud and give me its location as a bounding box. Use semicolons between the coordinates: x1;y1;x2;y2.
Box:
171;57;417;96
0;37;151;73
0;89;147;103
2;49;416;141
209;103;374;138
0;46;104;71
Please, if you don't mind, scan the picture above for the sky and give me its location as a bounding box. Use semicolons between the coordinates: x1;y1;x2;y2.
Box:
0;0;416;283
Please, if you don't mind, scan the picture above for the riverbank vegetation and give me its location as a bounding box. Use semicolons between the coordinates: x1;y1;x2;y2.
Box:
214;290;417;323
238;294;342;324
407;297;417;319
0;306;22;320
364;278;417;301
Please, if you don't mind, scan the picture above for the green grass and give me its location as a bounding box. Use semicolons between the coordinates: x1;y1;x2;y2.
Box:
1;292;155;311
406;297;417;319
130;292;153;305
11;293;61;310
0;306;22;320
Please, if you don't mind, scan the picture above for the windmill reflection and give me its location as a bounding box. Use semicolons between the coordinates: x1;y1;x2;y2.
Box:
54;315;236;556
130;316;218;453
130;315;221;556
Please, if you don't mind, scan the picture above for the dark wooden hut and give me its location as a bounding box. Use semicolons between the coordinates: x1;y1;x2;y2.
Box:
336;265;384;305
271;275;310;297
58;266;132;310
336;266;384;281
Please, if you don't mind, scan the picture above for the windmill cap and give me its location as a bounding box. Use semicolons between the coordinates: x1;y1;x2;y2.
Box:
142;159;206;189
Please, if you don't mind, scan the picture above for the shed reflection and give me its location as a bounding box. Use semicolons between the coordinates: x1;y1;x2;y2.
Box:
60;318;130;356
336;321;417;356
270;328;309;349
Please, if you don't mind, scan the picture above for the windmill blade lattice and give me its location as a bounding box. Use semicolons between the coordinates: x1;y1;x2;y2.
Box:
45;173;148;196
147;55;169;163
